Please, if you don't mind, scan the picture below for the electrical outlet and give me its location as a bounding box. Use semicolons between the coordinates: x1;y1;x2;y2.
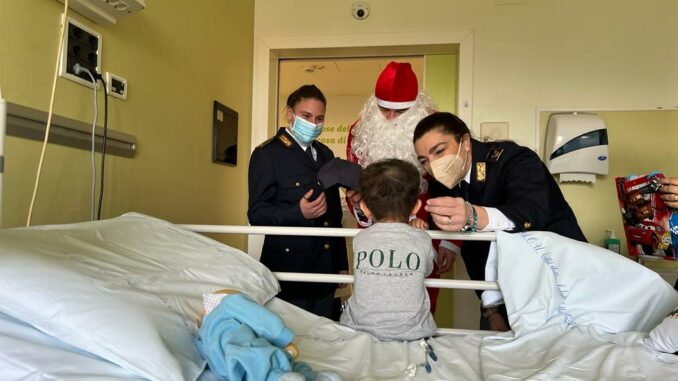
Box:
105;72;127;100
60;17;101;88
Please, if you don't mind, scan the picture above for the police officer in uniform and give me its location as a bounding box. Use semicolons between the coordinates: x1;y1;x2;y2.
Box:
248;85;348;319
413;112;586;331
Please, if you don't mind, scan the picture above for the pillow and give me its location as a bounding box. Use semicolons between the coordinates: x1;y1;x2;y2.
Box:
495;231;678;337
645;306;678;354
0;213;280;381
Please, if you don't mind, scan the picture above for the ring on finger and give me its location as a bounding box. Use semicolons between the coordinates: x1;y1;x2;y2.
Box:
447;215;453;225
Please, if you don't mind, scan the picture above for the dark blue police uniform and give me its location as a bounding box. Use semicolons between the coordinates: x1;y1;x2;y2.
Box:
248;128;348;310
429;139;587;292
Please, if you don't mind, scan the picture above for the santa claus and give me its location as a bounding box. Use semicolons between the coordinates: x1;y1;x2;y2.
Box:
348;62;435;178
345;61;458;313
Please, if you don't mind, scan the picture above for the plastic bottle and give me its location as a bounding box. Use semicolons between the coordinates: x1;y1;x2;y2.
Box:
605;230;621;254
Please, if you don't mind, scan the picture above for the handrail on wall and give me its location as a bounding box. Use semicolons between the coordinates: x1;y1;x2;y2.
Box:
6;101;136;158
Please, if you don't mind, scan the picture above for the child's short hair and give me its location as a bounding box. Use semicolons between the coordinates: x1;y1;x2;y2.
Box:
359;159;420;222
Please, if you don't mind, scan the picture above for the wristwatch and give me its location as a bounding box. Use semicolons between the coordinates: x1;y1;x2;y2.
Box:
481;307;501;319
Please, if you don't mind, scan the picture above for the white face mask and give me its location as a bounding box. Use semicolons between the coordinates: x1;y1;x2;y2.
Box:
427;140;468;189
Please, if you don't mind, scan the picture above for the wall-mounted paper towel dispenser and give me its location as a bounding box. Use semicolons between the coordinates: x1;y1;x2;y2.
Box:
544;112;609;183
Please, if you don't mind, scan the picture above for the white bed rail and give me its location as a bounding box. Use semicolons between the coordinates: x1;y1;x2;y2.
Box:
181;224;501;335
272;272;499;291
180;224;496;241
180;224;499;291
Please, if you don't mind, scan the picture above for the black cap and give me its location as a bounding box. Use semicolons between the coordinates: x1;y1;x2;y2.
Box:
317;158;362;190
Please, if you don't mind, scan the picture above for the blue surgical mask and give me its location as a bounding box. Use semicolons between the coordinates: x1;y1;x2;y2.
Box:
291;115;323;145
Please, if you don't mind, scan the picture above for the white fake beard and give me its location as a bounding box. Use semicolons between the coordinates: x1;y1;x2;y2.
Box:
351;91;436;191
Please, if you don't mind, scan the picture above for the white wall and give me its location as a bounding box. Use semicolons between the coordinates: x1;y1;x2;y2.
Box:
254;0;678;148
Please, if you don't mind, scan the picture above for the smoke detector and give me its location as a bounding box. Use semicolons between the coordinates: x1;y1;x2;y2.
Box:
304;64;326;73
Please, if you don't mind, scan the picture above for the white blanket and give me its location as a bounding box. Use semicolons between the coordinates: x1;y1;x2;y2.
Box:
478;231;678;380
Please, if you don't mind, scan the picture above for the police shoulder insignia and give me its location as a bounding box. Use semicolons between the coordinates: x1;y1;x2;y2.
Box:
278;134;293;148
476;162;486;182
486;148;504;163
256;137;274;149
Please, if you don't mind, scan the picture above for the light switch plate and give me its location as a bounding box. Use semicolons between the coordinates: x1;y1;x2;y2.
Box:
480;122;509;142
105;72;127;100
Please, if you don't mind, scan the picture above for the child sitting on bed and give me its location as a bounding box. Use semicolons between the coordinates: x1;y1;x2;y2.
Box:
340;159;437;341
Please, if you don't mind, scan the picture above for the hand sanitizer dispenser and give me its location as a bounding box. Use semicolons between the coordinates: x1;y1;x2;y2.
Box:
605;230;621;254
544;112;609;183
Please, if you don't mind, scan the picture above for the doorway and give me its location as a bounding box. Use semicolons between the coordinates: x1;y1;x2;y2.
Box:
249;30;474;153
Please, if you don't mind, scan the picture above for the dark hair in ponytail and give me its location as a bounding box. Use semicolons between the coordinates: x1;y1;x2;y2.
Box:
413;112;470;144
286;85;327;109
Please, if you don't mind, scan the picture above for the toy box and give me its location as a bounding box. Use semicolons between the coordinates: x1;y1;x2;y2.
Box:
615;172;676;260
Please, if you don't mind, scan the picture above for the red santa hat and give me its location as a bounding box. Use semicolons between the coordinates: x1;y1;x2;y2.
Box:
374;61;418;110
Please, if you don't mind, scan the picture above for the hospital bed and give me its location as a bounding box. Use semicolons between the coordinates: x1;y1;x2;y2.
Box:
0;213;676;381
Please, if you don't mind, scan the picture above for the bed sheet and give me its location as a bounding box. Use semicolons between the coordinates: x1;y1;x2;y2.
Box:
268;298;678;381
195;297;678;381
2;288;677;381
0;299;483;381
268;298;484;381
3;299;677;381
479;327;678;381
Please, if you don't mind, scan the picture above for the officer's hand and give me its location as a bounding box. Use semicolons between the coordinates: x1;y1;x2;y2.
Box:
425;197;467;231
300;189;327;219
345;189;363;205
659;177;678;209
435;246;456;275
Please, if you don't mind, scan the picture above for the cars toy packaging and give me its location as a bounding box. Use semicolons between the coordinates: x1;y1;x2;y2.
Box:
615;172;676;260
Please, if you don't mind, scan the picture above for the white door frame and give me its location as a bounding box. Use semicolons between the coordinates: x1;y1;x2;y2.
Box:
248;30;475;257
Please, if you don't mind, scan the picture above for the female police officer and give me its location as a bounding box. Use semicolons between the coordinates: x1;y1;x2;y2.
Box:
248;85;348;319
413;112;586;331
